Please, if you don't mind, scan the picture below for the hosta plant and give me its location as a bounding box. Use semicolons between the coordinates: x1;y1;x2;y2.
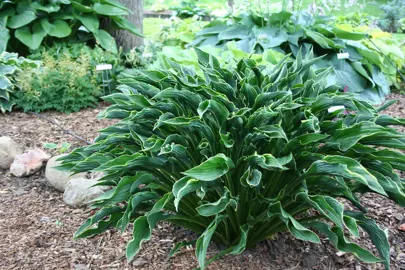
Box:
0;0;142;54
190;11;404;103
0;51;40;112
59;50;405;269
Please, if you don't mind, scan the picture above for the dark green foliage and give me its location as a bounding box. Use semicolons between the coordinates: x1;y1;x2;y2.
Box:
59;50;405;269
0;0;142;54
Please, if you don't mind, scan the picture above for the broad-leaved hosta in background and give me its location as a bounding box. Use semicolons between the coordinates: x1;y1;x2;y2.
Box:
191;11;404;104
0;0;142;54
59;49;405;269
0;52;40;113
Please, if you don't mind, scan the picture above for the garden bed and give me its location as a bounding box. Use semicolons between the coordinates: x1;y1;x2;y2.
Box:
0;96;404;270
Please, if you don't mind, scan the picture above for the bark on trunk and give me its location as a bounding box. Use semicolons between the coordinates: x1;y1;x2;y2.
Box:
113;0;144;50
228;0;234;10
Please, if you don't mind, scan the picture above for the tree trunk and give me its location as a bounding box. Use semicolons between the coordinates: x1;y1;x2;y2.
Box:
228;0;234;10
114;0;144;50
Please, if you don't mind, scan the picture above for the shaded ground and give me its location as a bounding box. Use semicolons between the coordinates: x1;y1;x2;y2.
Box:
0;96;404;270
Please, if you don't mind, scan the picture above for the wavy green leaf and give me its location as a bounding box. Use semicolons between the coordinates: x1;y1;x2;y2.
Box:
182;154;234;181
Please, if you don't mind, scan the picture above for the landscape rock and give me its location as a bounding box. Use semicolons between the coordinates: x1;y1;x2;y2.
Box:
45;154;86;192
10;148;51;177
63;176;107;207
0;136;23;169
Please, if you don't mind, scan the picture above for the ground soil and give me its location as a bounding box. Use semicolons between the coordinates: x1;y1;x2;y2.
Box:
0;96;404;270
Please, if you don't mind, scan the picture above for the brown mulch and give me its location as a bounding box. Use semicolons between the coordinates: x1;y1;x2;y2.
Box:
1;96;405;270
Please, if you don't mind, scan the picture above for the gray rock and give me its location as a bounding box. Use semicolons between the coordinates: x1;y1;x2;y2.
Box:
63;176;107;207
0;136;23;169
10;148;50;177
45;154;86;192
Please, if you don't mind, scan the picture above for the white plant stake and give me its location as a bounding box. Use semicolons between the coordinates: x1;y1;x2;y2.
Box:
337;52;350;59
328;105;345;113
96;64;113;71
96;64;113;94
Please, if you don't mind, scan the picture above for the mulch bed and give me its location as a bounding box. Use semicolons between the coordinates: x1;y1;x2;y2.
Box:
1;96;405;270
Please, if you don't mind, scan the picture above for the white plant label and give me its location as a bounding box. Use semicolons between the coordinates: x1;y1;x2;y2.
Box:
337;52;349;59
96;64;113;71
328;105;345;113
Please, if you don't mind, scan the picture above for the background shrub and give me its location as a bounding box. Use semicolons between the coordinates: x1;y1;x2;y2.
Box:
378;0;405;33
1;41;161;113
12;43;105;113
59;51;405;269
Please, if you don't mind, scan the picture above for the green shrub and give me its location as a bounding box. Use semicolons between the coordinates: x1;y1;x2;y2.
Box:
14;69;100;113
59;50;405;269
0;0;142;54
0;51;40;112
378;0;405;33
190;11;404;103
13;44;103;113
29;42;124;91
9;42;161;113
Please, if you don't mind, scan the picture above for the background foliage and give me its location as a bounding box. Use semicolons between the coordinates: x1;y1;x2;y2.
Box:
12;42;120;113
0;51;40;112
0;0;142;54
188;11;403;103
378;0;405;33
172;0;209;19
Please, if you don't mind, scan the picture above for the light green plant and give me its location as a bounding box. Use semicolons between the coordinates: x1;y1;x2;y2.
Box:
153;42;285;74
59;50;405;269
159;17;207;48
13;46;101;113
44;142;72;154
